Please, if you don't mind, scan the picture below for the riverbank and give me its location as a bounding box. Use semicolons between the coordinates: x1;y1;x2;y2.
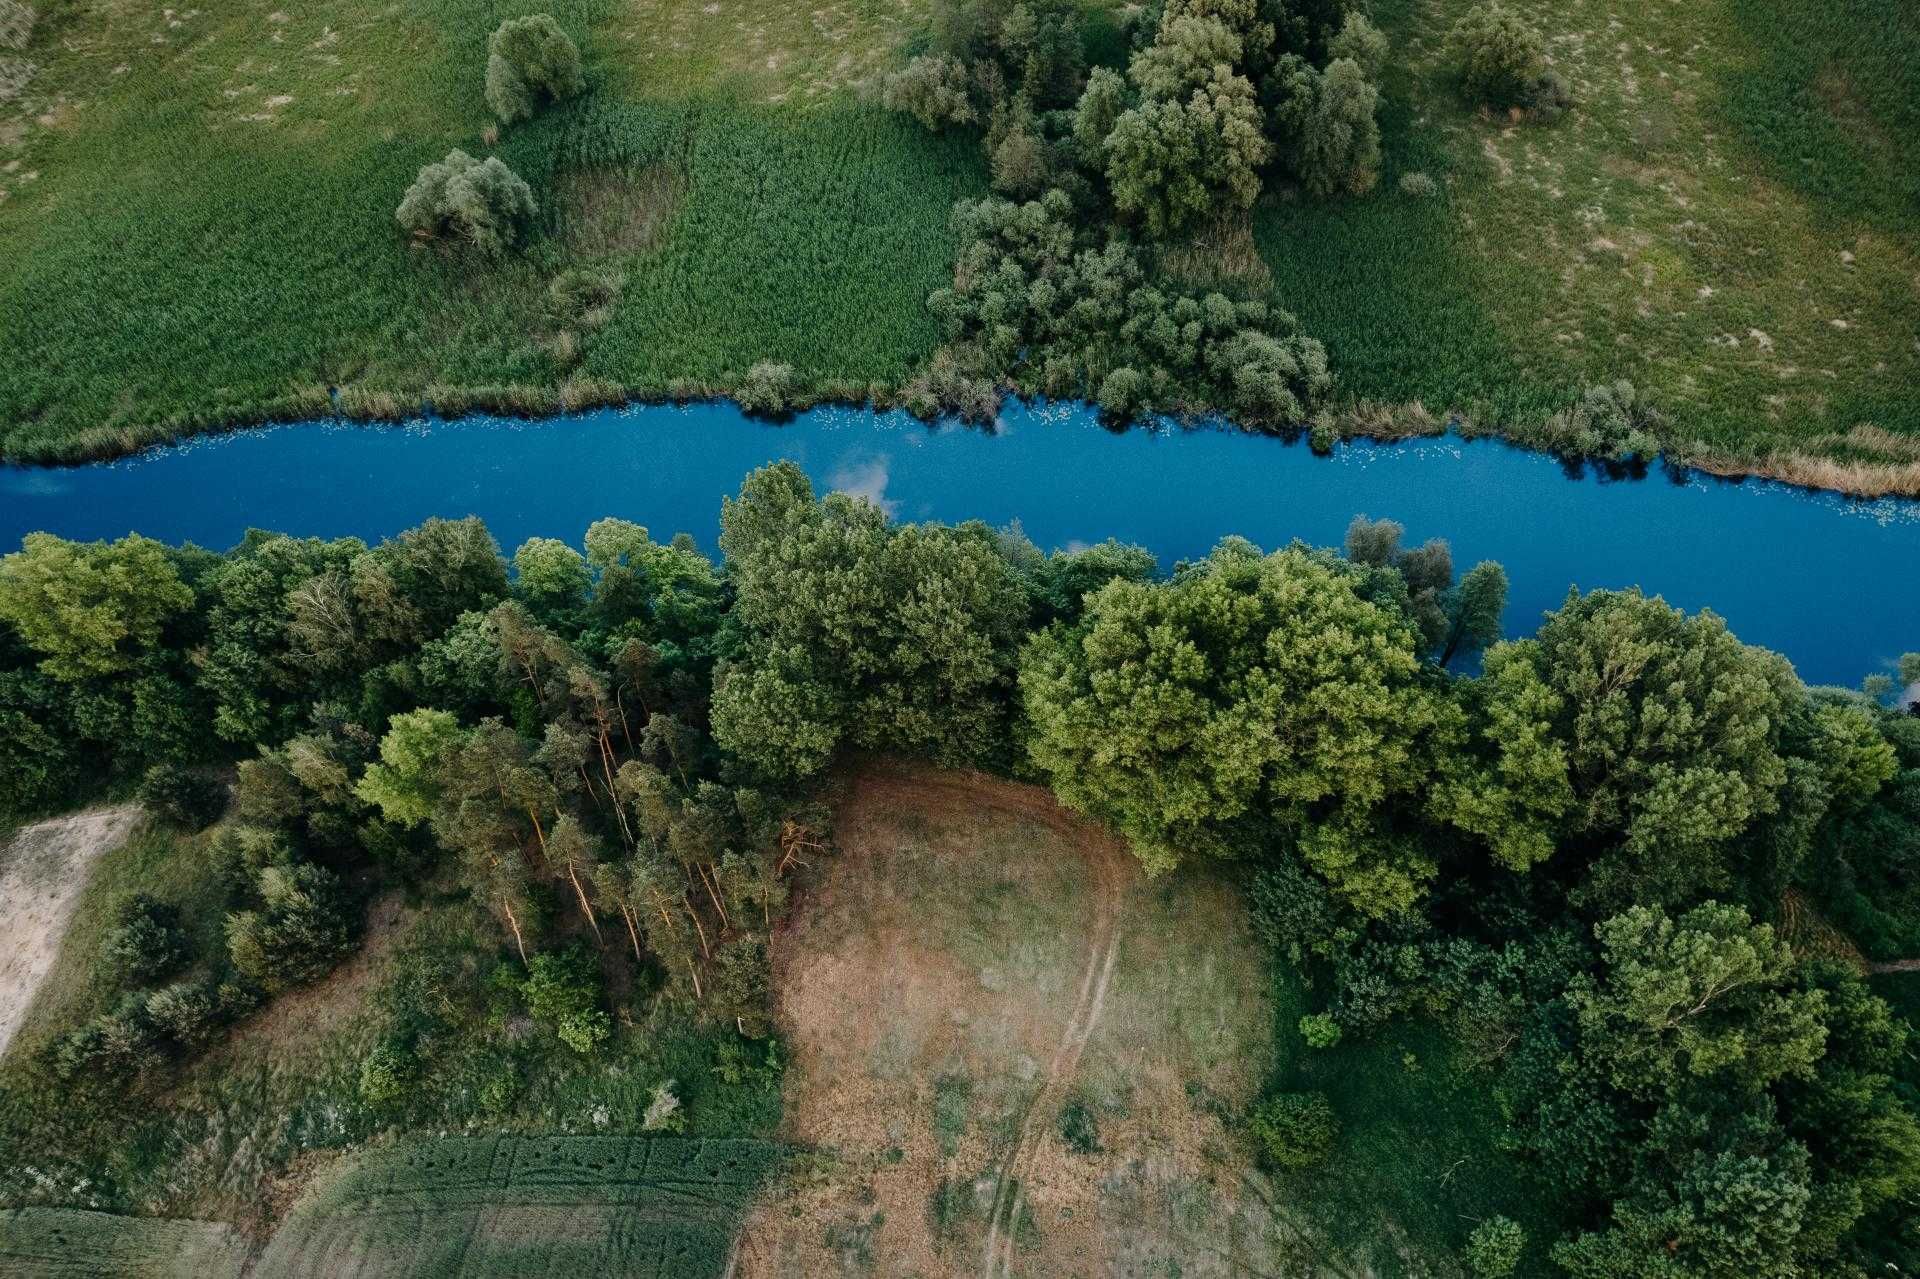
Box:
12;379;1920;501
6;399;1918;691
2;0;1915;488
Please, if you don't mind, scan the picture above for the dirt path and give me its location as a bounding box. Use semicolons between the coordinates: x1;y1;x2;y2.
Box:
0;804;142;1058
1869;958;1920;974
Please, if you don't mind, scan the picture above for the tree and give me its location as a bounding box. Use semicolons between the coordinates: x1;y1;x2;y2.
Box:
485;14;584;125
1020;541;1447;913
513;537;591;621
357;708;465;827
103;895;190;985
395;150;536;258
226;863;356;992
1432;590;1799;902
1327;11;1388;79
881;54;977;131
735;360;796;415
138;764;227;829
1277;55;1380;198
513;946;611;1052
1464;1216;1525;1278
1441;561;1508;667
1072;66;1127;168
1446;3;1546;109
0;533;194;681
1250;1091;1339;1169
714;463;1029;778
1568;904;1828;1098
1106;69;1268;238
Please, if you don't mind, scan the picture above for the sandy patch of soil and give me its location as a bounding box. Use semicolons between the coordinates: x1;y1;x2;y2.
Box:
0;804;142;1058
734;759;1280;1277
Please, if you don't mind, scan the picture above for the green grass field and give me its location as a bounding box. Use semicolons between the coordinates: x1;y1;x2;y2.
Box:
1;0;1914;481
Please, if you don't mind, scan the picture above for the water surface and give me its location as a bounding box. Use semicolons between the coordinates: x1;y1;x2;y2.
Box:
3;399;1915;687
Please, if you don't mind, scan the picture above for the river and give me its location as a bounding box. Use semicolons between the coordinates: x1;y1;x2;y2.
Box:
2;399;1915;687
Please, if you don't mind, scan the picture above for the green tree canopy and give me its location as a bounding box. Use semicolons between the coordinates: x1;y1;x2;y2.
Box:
0;532;194;682
1020;539;1448;912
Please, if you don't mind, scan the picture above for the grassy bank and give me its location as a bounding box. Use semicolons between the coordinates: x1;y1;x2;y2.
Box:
0;0;1914;486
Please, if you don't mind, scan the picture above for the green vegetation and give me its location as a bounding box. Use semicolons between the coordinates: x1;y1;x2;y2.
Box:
0;0;1912;488
3;467;1918;1273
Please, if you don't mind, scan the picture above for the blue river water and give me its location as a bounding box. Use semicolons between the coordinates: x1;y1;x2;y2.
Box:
2;399;1916;688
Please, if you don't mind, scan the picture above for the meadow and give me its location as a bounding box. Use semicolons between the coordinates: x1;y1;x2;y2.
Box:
0;0;1913;486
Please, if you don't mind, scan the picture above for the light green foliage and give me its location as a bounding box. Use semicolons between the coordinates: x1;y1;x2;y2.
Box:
1464;1215;1524;1277
1327;12;1387;80
357;708;465;827
1806;701;1898;809
1128;15;1242;99
1299;1012;1343;1048
394;151;537;259
513;537;591;619
1020;541;1444;913
1441;560;1508;667
0;533;193;681
1540;380;1664;462
881;54;977;131
1250;1090;1339;1169
1445;3;1547;109
358;1040;417;1107
485;14;585;126
1433;589;1799;902
713;462;1029;778
735;360;797;414
1275;56;1382;198
1072;67;1127;168
1569;904;1827;1097
1900;652;1920;688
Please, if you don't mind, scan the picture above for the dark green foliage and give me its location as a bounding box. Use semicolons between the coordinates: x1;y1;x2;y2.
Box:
101;894;191;986
926;191;1331;424
226;863;357;993
510;945;612;1053
137;764;227;830
1057;1096;1101;1153
1444;4;1547;110
485;14;585;127
1250;1090;1339;1169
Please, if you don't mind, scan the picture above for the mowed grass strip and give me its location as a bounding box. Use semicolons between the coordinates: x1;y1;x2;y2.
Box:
0;1207;247;1279
248;1134;783;1278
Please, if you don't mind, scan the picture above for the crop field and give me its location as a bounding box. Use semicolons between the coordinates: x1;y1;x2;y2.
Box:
0;1207;247;1278
249;1135;783;1277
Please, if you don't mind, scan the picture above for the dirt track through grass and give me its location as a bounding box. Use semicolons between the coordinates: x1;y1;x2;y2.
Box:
0;804;141;1059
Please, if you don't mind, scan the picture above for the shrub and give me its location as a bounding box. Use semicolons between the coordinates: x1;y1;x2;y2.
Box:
517;945;611;1053
1539;379;1663;461
1299;1012;1343;1049
735;361;797;415
138;764;227;830
359;1038;418;1107
485;14;584;126
143;979;225;1051
225;862;356;992
1250;1090;1339;1169
1465;1215;1526;1278
643;1080;686;1132
1398;171;1437;198
395;151;537;258
1275;57;1383;199
103;894;190;985
881;54;977;131
1327;11;1388;80
1446;4;1547;109
1058;1096;1101;1153
0;0;31;50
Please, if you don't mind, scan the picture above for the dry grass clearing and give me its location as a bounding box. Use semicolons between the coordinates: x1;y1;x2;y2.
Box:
734;759;1287;1277
0;804;141;1060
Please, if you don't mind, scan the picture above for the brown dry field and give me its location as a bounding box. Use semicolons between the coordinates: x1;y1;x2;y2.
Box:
733;759;1289;1278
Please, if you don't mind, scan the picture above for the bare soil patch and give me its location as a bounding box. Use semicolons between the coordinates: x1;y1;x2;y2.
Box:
733;759;1278;1277
0;804;141;1059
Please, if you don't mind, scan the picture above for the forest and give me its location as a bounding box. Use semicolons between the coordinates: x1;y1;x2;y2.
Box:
1;464;1917;1274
